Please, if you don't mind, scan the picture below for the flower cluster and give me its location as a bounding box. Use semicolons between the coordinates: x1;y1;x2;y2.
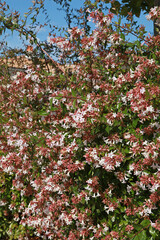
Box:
0;7;160;240
146;6;160;20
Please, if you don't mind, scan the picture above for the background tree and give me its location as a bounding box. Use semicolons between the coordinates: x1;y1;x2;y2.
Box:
0;0;159;74
154;0;160;35
51;0;160;35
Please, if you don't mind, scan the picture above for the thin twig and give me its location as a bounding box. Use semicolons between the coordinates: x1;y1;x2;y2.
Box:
16;27;65;74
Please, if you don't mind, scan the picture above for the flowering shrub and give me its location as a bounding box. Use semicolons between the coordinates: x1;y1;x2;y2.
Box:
0;6;160;240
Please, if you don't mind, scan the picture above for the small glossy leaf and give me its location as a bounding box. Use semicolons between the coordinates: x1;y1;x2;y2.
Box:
71;89;76;97
133;230;147;240
140;219;150;228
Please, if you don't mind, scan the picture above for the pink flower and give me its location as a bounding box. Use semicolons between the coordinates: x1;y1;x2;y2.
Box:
125;225;134;232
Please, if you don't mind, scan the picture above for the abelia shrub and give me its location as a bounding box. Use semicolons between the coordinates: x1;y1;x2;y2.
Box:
0;6;160;240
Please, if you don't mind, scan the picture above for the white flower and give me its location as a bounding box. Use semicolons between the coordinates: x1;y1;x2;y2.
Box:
144;207;152;215
151;163;159;170
150;6;158;15
150;183;159;193
129;164;134;171
115;161;121;167
130;69;135;78
151;221;156;228
124;133;131;139
90;237;95;240
86;8;91;13
142;151;149;158
146;105;154;113
94;85;100;90
146;14;151;20
140;87;145;94
148;59;155;64
134;170;142;176
104;205;114;214
64;216;72;225
87;179;92;184
86;94;91;100
92;193;96;198
103;16;112;25
85;196;90;203
113;113;117;118
107;119;113;125
127;93;133;100
108;151;115;158
0;200;7;206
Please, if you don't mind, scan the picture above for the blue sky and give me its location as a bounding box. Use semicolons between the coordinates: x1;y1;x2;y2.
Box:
1;0;153;50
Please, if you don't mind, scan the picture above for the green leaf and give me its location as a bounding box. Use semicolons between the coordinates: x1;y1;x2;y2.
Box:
38;110;49;116
114;120;120;126
92;204;95;212
73;99;77;109
140;219;150;228
81;96;86;101
50;97;53;108
71;89;77;97
81;198;85;204
60;103;67;115
149;226;158;238
145;89;150;100
105;125;110;134
60;74;65;81
71;75;76;82
133;230;147;240
132;118;139;128
124;147;130;153
55;96;63;100
51;106;58;111
96;209;101;214
123;107;128;114
23;96;27;104
134;224;143;231
120;32;125;41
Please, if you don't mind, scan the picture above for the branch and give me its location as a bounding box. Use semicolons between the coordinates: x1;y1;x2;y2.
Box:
16;27;65;74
